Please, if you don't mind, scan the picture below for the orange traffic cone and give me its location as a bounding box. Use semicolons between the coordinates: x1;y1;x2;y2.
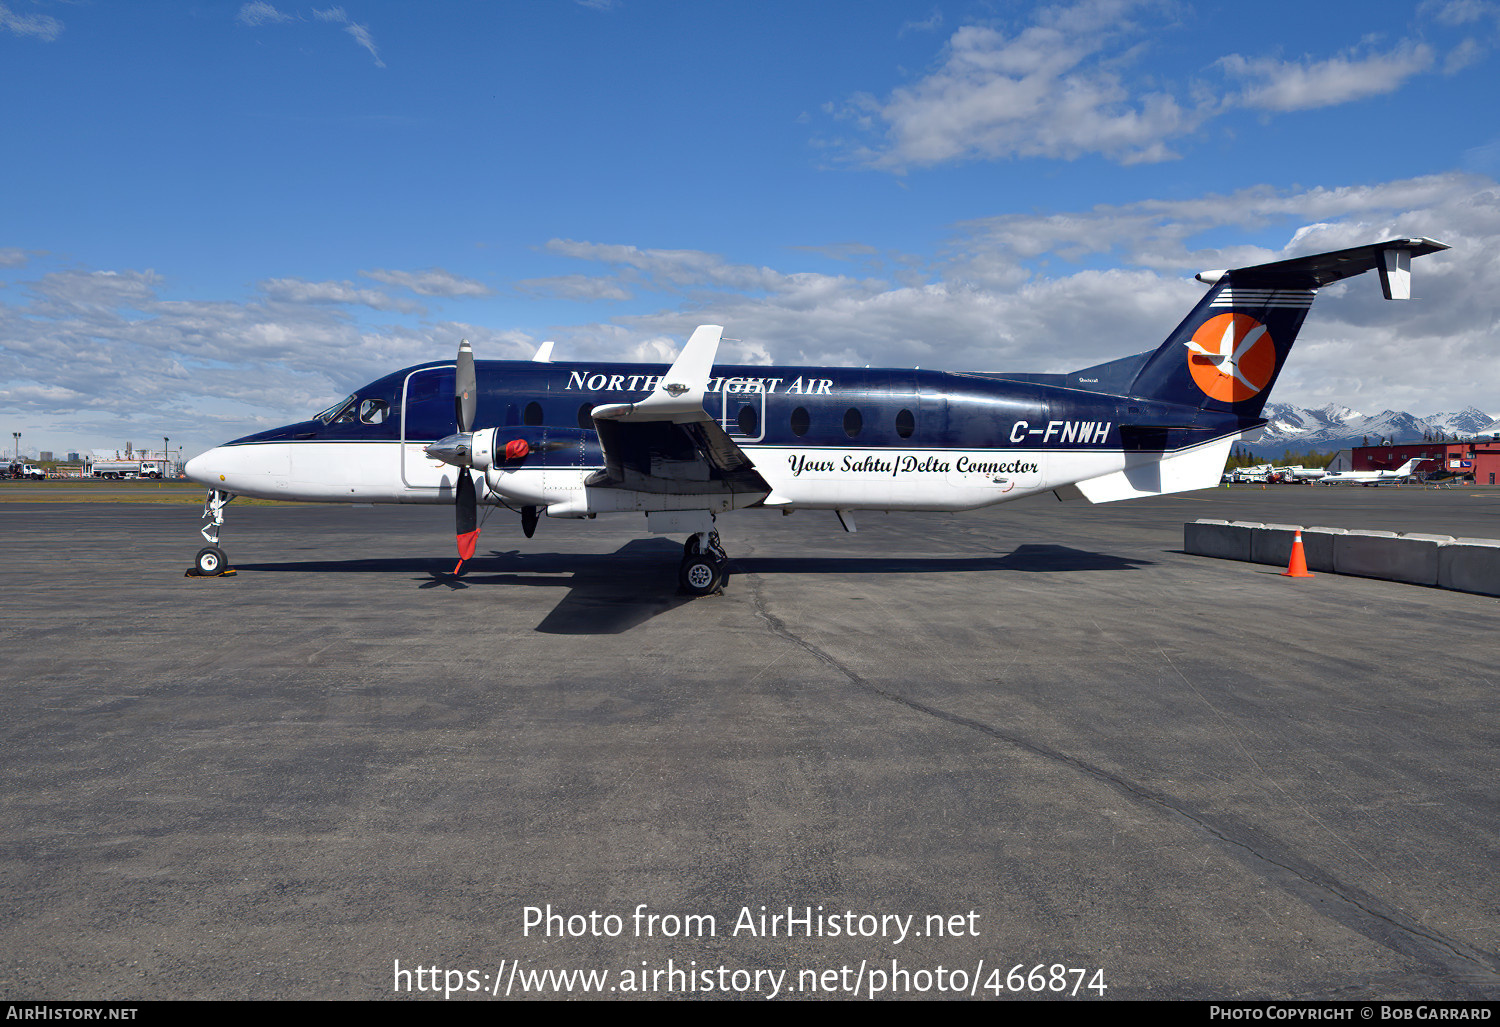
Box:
1282;529;1314;578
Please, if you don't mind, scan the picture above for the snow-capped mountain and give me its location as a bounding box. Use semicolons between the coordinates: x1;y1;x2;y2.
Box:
1426;409;1500;436
1243;404;1498;456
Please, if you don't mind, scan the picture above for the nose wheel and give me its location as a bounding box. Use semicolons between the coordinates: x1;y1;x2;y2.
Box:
193;546;230;576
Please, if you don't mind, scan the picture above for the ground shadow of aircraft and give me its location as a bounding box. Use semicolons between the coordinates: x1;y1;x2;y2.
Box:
234;539;1150;635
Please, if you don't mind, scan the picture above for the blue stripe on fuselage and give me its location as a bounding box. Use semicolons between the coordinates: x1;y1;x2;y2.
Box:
226;359;1251;452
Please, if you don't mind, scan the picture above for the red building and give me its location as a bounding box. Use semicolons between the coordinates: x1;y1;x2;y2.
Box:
1354;439;1500;483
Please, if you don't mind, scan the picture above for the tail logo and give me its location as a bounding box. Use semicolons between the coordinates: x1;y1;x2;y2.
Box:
1185;313;1277;403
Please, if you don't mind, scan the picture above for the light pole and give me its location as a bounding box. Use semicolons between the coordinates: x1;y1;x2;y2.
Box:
164;436;169;477
12;433;18;463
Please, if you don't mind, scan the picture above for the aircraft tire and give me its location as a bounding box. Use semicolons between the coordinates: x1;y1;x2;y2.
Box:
679;554;722;596
195;546;227;576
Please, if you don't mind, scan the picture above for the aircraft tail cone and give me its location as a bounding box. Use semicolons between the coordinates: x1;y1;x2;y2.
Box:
1282;530;1314;579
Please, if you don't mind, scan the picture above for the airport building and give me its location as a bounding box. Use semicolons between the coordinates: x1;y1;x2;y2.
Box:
1353;439;1500;483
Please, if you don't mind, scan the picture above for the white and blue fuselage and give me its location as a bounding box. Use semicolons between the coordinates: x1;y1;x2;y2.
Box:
185;358;1244;518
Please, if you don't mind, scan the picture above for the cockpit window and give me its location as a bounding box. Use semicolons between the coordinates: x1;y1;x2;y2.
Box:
359;398;389;424
315;394;358;424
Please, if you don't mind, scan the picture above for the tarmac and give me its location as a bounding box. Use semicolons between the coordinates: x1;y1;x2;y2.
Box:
0;485;1497;1000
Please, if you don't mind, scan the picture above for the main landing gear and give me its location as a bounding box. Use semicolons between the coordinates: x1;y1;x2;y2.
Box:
187;489;237;577
679;530;730;596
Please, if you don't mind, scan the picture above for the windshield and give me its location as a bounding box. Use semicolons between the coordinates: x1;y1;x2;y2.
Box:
314;394;358;424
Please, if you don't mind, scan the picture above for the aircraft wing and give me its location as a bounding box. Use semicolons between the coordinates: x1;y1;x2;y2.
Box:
588;325;772;496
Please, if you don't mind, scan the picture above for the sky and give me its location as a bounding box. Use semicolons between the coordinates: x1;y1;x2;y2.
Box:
2;0;1498;460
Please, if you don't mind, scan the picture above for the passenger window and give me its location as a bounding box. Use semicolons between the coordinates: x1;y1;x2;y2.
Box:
577;403;595;429
524;401;544;426
737;404;758;436
896;408;915;439
843;408;862;438
359;399;389;425
791;407;810;437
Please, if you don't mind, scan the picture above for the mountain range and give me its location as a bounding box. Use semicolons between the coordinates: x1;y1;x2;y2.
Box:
1241;404;1500;458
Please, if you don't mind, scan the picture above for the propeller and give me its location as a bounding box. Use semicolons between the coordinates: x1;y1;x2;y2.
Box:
422;339;481;575
452;340;480;573
425;339;574;565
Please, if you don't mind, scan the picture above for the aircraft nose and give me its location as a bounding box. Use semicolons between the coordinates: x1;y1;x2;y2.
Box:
184;449;219;485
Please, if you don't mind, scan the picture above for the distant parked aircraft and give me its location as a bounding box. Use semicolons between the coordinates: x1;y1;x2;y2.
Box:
1319;458;1422;485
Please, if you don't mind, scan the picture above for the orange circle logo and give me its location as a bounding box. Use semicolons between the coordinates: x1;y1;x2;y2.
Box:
1186;313;1276;403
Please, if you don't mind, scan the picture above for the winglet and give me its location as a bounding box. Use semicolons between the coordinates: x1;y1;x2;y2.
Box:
532;340;555;363
592;325;723;423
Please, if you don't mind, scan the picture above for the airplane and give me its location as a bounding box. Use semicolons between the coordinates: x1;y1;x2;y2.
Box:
184;236;1447;593
1318;457;1424;486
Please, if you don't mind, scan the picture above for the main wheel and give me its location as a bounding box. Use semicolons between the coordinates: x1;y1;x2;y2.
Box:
679;554;722;596
194;546;228;576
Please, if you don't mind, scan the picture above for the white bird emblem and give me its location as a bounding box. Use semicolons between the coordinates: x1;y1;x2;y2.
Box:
1185;317;1268;392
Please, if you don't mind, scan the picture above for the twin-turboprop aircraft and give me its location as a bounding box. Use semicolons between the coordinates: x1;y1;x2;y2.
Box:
185;237;1446;593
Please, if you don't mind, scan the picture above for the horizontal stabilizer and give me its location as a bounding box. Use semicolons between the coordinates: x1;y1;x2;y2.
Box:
1196;237;1448;294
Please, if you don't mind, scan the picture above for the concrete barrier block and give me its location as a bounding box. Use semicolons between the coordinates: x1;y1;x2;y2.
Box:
1300;527;1346;573
1250;524;1304;566
1334;530;1438;585
1185;519;1257;561
1438;538;1500;597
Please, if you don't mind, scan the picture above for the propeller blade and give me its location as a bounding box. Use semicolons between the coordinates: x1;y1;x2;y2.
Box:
455;339;477;434
453;469;479;574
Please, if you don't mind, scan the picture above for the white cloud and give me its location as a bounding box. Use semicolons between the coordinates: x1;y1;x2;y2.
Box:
542;239;795;294
827;0;1484;170
313;6;384;67
839;6;1210;169
0;2;62;40
1420;0;1500;27
361;267;492;297
517;275;634;302
258;277;423;313
899;9;943;36
1219;42;1435;112
235;2;292;27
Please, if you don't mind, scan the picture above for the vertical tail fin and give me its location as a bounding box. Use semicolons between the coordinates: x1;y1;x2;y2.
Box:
1126;237;1448;418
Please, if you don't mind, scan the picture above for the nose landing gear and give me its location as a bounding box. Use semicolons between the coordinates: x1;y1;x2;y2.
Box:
187;489;237;577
